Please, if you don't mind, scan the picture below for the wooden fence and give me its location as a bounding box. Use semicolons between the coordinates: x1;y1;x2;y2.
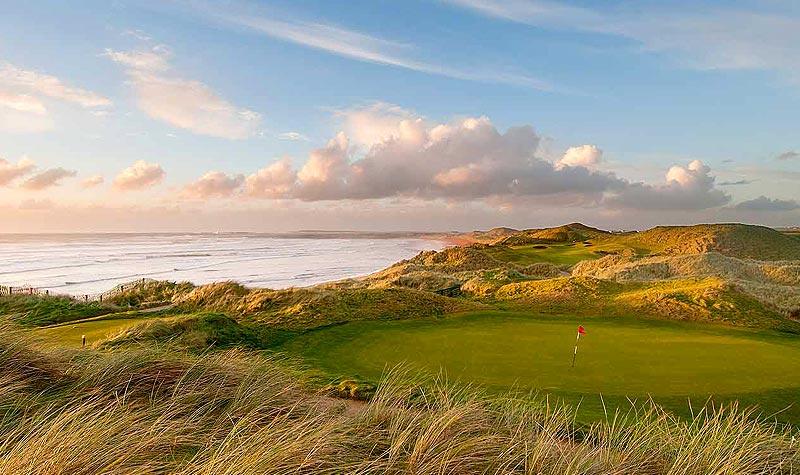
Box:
0;278;157;302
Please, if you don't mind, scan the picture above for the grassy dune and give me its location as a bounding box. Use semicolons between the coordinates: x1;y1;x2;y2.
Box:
1;324;798;474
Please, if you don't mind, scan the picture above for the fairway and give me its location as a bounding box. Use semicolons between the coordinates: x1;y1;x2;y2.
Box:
281;312;800;421
36;318;148;348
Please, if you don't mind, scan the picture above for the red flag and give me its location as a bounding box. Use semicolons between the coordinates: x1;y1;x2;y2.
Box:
577;325;586;335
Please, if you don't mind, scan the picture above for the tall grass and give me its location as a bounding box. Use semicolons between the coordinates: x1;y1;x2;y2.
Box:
0;324;797;474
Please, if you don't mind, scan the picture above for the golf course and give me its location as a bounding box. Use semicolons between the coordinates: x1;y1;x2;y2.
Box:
4;223;800;472
280;311;800;423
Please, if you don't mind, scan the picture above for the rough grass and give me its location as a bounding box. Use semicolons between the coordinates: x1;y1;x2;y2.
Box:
621;223;800;260
0;323;797;474
106;280;195;307
573;252;800;315
0;294;115;326
174;282;483;329
100;313;294;351
494;276;799;331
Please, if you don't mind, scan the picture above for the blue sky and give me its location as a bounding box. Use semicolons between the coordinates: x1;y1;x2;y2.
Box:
0;0;798;232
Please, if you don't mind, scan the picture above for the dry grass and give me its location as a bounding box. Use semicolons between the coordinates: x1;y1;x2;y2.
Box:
173;282;482;329
573;252;800;315
0;324;797;474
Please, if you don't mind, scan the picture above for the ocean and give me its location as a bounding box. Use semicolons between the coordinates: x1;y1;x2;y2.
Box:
0;233;444;296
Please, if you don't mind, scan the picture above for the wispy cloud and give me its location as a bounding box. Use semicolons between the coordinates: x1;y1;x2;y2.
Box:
105;44;262;139
446;0;800;83
0;62;110;133
186;2;552;90
0;62;111;108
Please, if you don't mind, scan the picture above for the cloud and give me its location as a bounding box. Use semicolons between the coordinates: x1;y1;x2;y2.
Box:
182;171;244;198
190;2;551;90
718;179;754;186
777;151;799;161
113;160;165;190
0;62;109;133
0;157;36;185
334;102;421;148
277;132;309;141
605;159;730;210
21;167;77;190
735;195;800;211
105;45;262;139
242;109;625;203
557;144;602;169
81;174;104;188
445;0;800;84
0;105;54;133
234;108;730;212
0;62;111;108
0;90;47;114
245;158;297;198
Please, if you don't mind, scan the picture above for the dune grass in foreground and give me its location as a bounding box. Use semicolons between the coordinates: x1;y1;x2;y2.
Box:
279;311;800;425
1;323;798;474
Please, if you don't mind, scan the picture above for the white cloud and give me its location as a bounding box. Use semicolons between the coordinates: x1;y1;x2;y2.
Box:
0;157;36;185
607;159;730;210
0;62;110;108
105;45;262;139
22;167;77;190
0;105;54;133
557;144;602;169
245;158;297;198
243;109;625;203
0;62;109;133
0;91;47;114
81;175;104;188
334;102;421;148
182;171;244;198
113;160;165;190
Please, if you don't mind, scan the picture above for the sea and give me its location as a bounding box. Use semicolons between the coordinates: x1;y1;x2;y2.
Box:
0;233;444;296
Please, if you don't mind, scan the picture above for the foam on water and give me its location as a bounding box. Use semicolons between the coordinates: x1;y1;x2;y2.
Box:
0;234;443;295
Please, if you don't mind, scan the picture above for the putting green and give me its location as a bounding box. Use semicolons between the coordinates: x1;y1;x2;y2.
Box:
281;311;800;420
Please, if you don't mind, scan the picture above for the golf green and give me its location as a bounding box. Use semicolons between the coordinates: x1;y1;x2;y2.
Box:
281;311;800;422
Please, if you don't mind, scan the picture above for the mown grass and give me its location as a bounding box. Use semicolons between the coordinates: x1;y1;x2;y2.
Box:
278;311;800;425
1;322;797;474
36;317;150;348
483;242;603;266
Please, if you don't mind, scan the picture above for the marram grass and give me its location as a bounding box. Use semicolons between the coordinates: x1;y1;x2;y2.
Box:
0;323;797;474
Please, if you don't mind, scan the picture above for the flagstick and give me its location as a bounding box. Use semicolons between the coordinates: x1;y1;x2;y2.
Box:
571;331;581;368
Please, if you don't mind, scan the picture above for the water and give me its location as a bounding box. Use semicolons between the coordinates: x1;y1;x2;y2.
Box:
0;233;443;295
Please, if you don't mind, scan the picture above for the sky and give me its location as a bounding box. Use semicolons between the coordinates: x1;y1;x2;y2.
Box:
0;0;799;232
